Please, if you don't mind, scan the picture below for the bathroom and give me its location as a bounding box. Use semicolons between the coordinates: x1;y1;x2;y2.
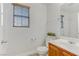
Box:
0;3;79;56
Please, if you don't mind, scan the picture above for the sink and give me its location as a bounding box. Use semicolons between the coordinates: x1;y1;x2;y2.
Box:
56;39;68;43
68;41;75;44
50;39;78;48
54;39;76;47
57;39;76;44
75;43;79;47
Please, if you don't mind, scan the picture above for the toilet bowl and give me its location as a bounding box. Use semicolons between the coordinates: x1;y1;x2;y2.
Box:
37;38;49;56
37;46;48;56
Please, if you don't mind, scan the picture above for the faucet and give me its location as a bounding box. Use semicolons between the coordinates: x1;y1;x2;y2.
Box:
68;41;74;44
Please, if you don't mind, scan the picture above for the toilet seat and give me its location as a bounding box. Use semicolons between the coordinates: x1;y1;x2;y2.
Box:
37;46;48;51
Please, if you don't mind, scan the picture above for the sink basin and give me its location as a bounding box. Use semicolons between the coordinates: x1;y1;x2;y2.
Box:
56;39;68;43
54;39;76;47
57;39;76;44
50;39;78;48
68;41;75;44
75;43;79;47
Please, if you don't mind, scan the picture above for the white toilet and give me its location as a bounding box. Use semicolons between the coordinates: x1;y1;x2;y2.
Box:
37;39;49;56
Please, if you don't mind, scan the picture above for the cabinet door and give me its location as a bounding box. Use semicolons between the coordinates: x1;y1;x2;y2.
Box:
62;51;72;56
62;51;77;56
48;43;63;56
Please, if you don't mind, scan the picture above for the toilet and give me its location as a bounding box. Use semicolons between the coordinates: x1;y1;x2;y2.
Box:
37;46;48;56
37;38;49;56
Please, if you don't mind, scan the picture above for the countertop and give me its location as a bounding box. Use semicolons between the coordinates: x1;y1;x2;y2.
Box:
48;39;79;56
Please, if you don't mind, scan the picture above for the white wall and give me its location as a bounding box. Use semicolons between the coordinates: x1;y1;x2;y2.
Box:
0;4;3;44
47;3;63;36
68;12;78;38
47;3;79;38
61;4;79;38
0;4;1;40
3;3;47;55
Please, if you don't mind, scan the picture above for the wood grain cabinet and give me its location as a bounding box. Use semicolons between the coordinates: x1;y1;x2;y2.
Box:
48;43;77;56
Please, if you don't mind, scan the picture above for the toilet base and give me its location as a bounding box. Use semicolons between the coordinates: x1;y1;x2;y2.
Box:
38;52;48;56
37;46;48;56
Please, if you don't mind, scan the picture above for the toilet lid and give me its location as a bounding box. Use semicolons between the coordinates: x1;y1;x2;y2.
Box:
37;46;48;51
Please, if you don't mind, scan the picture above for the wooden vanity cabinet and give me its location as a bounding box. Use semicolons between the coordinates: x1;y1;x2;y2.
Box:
48;43;63;56
48;43;77;56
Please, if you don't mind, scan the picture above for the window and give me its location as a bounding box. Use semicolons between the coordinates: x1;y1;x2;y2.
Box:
13;4;30;27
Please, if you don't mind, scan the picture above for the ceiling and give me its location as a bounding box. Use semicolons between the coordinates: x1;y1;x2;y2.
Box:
61;3;79;12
